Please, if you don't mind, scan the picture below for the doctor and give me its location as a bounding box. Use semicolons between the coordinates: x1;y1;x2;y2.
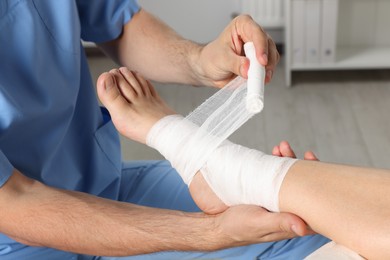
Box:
0;0;329;259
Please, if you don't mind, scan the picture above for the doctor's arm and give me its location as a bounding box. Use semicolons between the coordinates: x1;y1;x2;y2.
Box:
98;9;279;88
0;169;300;256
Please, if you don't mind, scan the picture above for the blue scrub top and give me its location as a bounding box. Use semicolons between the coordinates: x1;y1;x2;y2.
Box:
0;3;333;259
0;0;139;241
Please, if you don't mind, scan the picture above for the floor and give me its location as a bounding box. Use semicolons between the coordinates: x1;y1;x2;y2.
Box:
87;52;390;169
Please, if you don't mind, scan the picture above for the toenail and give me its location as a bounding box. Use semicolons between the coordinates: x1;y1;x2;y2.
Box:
105;76;114;91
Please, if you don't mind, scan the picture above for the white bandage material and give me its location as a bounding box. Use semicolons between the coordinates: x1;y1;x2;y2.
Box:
147;76;256;185
244;42;265;113
146;42;293;212
200;141;297;212
147;114;297;212
147;114;215;185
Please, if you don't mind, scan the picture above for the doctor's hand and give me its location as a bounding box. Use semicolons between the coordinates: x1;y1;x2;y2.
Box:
214;204;311;247
191;171;314;245
194;15;279;88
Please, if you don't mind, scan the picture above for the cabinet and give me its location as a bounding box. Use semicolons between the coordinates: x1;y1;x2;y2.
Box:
285;0;390;86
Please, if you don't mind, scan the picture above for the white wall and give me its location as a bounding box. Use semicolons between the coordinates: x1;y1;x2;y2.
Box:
337;0;390;47
138;0;241;43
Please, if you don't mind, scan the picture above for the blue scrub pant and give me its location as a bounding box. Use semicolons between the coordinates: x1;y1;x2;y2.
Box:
1;161;329;260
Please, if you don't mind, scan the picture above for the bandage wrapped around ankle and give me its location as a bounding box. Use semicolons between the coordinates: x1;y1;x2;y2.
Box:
147;75;255;186
201;141;296;211
146;113;297;212
146;42;297;212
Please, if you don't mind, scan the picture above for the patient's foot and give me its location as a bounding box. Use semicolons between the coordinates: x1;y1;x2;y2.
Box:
97;67;175;144
97;70;313;217
97;67;226;214
190;172;228;214
97;67;224;214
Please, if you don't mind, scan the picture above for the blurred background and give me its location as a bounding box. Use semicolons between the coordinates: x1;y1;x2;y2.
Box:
86;0;390;169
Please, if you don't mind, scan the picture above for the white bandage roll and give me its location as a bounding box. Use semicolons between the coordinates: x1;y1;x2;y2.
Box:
244;42;265;113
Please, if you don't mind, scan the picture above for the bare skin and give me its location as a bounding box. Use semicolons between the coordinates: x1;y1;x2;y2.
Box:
97;67;238;214
97;68;176;144
0;69;310;255
189;142;319;215
98;69;319;215
97;69;390;259
97;67;315;219
99;10;279;88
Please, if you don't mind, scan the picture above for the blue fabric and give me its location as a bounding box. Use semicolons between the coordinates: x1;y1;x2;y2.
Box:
0;160;329;259
0;0;139;194
77;0;140;43
0;0;139;247
97;161;329;260
0;150;13;187
0;0;330;258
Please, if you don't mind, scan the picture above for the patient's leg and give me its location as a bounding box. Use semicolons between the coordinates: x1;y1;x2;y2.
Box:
280;160;390;259
190;141;318;214
98;68;294;214
98;68;390;259
97;67;227;213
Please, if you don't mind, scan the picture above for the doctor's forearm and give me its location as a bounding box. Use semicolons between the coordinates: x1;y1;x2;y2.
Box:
0;170;221;256
98;9;204;86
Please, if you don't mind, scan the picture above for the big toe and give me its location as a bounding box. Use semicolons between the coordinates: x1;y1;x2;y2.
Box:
97;72;129;117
